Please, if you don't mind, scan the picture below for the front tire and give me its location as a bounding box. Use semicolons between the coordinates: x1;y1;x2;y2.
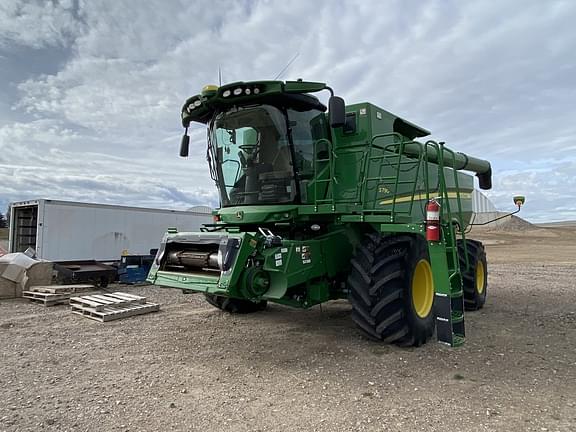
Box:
347;234;436;347
458;239;487;311
204;294;267;314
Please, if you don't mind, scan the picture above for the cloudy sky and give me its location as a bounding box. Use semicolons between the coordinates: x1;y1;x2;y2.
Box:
1;0;575;222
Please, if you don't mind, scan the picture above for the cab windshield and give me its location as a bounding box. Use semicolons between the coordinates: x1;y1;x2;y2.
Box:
209;104;328;207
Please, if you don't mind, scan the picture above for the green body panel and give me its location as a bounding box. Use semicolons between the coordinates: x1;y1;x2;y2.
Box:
150;80;494;346
314;102;475;226
148;226;360;308
218;205;300;224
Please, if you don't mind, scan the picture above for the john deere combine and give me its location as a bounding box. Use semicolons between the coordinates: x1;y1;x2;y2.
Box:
147;80;495;347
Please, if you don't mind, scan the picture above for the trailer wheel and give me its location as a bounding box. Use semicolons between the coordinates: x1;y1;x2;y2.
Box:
204;294;267;314
457;239;487;311
347;234;435;347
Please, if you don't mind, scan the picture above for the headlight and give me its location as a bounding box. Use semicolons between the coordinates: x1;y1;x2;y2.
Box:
222;89;231;97
233;88;243;96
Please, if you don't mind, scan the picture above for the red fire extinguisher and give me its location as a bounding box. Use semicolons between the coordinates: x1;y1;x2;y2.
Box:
426;199;441;242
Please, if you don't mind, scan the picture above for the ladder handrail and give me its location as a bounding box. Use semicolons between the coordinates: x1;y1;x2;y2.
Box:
423;140;468;276
440;144;470;272
312;138;337;206
361;132;424;219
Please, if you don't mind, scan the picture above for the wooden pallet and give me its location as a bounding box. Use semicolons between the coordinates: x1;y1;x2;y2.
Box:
71;302;160;322
70;292;159;322
22;291;71;306
70;292;146;311
28;284;95;294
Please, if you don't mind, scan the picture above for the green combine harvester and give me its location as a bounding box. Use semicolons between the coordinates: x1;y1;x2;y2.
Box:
147;80;500;347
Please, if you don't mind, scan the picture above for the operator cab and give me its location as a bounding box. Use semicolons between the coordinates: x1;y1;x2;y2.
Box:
179;80;347;208
209;97;330;207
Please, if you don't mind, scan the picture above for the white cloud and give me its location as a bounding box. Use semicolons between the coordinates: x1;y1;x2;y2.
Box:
1;0;575;222
486;159;576;222
0;120;217;209
0;0;83;49
0;119;78;146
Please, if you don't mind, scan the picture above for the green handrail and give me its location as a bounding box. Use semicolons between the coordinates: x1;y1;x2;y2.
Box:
312;138;337;207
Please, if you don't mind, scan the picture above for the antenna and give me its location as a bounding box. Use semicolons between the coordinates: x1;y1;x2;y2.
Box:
218;66;222;86
273;52;300;80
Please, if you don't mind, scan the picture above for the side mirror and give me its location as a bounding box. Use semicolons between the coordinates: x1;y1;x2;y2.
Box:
329;96;346;128
180;134;190;157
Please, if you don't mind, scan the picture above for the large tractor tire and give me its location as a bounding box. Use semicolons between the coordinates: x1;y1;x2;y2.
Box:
457;239;487;311
347;234;436;347
204;294;267;314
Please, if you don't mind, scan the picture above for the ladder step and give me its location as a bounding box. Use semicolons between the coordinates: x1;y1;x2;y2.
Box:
435;288;463;298
451;334;465;347
451;312;464;323
430;236;466;347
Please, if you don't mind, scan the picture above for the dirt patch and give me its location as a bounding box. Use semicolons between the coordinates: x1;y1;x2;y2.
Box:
1;228;575;431
471;223;576;264
486;215;535;232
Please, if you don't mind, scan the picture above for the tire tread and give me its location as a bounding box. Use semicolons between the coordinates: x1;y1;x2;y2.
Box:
347;234;435;347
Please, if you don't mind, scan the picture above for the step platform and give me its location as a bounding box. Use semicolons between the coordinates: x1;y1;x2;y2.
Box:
70;292;159;322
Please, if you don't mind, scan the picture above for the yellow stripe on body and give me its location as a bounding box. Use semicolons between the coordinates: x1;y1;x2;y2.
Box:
379;191;472;205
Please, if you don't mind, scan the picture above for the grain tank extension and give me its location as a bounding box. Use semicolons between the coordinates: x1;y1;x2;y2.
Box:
148;80;493;347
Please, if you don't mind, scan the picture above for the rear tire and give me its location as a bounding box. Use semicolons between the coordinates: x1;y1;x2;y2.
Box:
347;234;436;347
204;294;267;314
458;239;487;311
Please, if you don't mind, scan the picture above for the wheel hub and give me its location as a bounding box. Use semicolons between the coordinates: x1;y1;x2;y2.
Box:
412;259;434;318
476;260;485;294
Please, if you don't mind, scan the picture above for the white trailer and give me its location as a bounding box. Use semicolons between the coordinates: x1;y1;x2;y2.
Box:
9;199;213;262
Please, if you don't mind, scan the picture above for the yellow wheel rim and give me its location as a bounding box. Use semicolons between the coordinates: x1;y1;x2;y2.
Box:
412;259;434;318
476;260;485;294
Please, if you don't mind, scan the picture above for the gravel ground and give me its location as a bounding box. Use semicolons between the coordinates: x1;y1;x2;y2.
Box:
1;228;575;431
